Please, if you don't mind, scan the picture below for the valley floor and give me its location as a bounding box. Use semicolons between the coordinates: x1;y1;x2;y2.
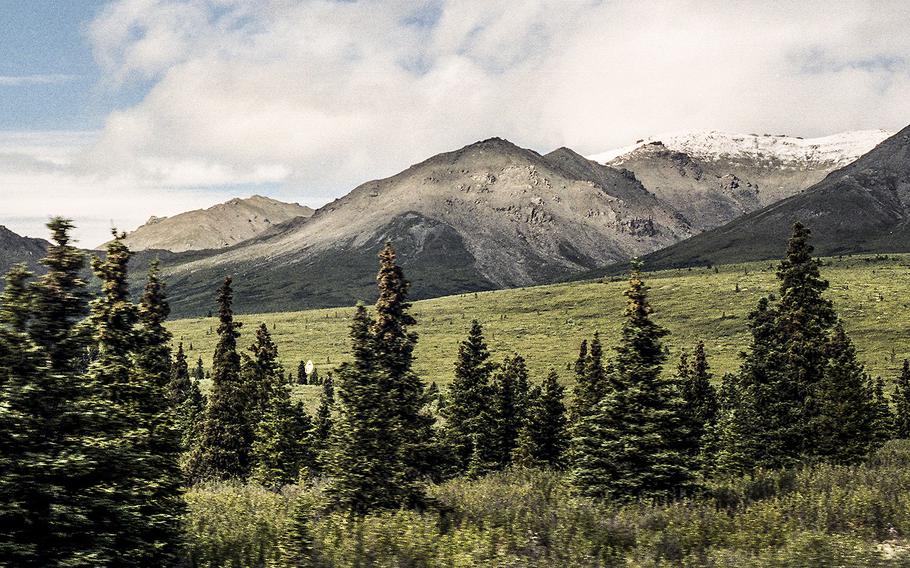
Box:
169;253;910;399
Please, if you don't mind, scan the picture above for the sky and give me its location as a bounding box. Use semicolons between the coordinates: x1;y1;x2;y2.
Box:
1;0;909;247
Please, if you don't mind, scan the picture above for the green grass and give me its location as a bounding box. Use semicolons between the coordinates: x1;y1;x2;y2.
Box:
168;253;910;395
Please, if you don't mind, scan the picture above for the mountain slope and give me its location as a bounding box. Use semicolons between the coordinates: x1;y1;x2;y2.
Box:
112;195;314;252
157;138;693;315
0;226;49;277
633;125;910;270
589;130;891;231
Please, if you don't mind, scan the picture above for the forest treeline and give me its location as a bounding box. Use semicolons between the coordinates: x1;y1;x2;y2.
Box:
1;219;910;566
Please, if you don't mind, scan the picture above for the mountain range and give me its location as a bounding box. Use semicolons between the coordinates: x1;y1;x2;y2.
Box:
0;127;902;316
634;124;910;270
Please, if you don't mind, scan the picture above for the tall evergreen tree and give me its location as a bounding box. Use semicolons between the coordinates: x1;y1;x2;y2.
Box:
194;356;205;383
0;221;95;565
78;232;179;564
679;342;719;464
310;374;334;477
244;323;283;423
327;305;414;513
443;320;495;473
870;375;894;446
187;277;252;482
490;354;531;469
523;370;568;468
0;264;51;566
894;360;910;439
249;325;313;487
571;262;693;500
169;343;203;446
729;224;857;470
813;323;879;464
132;259;184;564
29;217;89;372
370;242;437;484
571;333;608;422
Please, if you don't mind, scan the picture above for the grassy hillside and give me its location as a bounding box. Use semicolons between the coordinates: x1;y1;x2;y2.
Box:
168;253;910;397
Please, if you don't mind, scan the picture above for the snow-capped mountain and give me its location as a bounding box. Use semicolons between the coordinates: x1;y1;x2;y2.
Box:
585;130;893;232
589;130;892;168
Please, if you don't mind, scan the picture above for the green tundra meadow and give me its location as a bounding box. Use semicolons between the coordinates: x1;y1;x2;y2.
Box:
169;253;910;400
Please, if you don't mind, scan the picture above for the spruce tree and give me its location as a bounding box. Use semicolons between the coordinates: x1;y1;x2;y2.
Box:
194;356;205;383
814;323;879;464
524;370;569;468
78;233;181;564
186;277;252;481
132;259;184;564
310;374;334;477
894;360;910;439
327;305;413;513
0;264;51;565
490;354;531;469
371;242;437;484
706;373;757;477
870;375;894;446
443;320;495;473
571;262;693;500
249;325;313;487
571;333;608;422
169;343;203;446
679;341;719;464
29;217;89;372
0;221;94;565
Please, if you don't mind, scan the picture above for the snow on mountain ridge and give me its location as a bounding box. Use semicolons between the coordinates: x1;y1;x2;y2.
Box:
589;130;893;167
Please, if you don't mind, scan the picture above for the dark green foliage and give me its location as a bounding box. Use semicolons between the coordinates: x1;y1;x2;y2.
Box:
442;319;495;474
870;375;894;446
28;217;89;373
814;323;879;464
249;325;313;488
723;224;879;471
570;333;608;422
371;242;437;484
170;343;204;446
571;262;694;500
894;360;910;438
194;356;205;382
327;305;410;513
517;370;568;468
187;277;252;482
133;261;185;564
489;354;532;470
679;341;719;465
310;374;334;477
0;222;96;565
307;367;319;386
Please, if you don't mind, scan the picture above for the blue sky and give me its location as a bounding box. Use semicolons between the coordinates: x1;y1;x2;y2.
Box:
1;1;104;130
1;1;909;246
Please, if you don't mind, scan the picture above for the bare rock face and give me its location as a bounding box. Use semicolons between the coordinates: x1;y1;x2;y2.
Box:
109;195;314;252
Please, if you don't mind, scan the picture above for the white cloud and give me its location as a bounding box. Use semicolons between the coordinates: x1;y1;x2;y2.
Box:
5;0;910;245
